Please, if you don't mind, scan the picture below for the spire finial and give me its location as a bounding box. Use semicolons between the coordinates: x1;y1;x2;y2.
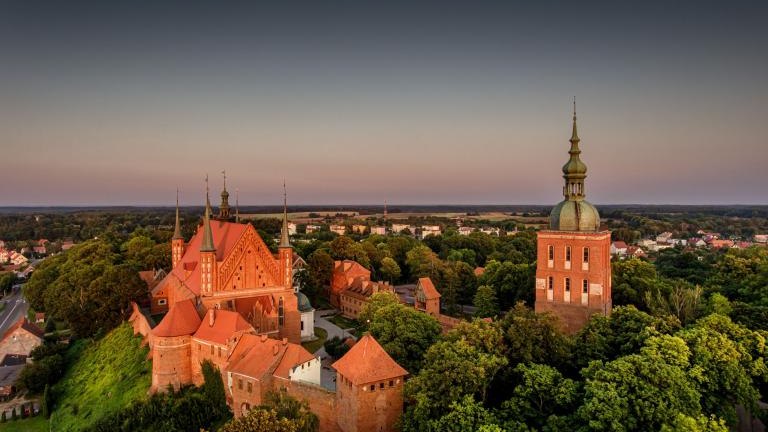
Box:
279;180;291;248
201;176;216;252
235;188;240;223
222;170;227;191
173;188;183;239
571;96;579;143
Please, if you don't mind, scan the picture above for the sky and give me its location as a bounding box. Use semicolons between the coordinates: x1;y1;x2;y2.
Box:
1;1;767;206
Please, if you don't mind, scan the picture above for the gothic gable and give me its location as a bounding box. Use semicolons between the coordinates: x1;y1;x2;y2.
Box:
217;225;281;291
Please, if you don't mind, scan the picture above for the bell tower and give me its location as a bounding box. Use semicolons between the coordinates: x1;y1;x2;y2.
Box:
534;99;611;333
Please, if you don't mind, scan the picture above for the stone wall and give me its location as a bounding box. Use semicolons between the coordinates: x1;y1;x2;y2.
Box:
152;334;193;392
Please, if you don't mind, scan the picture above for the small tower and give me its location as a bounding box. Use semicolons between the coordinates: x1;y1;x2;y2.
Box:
171;189;186;269
534;99;611;333
200;176;217;296
218;170;231;220
278;181;293;289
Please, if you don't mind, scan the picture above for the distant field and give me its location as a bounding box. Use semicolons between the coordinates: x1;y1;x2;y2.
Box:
51;323;151;431
241;210;546;224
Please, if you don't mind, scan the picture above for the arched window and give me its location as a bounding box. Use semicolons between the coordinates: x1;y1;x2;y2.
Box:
548;245;554;260
278;297;284;327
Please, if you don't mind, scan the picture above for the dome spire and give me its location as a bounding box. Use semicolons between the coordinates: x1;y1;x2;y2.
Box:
235;188;240;223
218;169;231;220
562;97;587;200
172;188;183;240
201;175;216;252
279;180;291;248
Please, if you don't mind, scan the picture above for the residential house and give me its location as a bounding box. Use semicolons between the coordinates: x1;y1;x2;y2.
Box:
370;226;386;236
420;225;441;239
610;241;628;256
458;226;474;236
330;225;347;236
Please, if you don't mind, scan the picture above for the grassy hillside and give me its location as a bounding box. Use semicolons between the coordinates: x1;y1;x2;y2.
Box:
51;323;151;431
0;416;49;432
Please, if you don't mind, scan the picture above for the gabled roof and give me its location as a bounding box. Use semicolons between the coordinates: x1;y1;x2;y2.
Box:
275;343;315;379
417;277;441;300
227;334;314;381
1;317;44;343
193;309;254;345
332;334;408;385
612;241;629;249
154;221;260;297
152;299;201;337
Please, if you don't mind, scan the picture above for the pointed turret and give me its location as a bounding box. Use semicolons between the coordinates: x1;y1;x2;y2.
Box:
279;181;291;248
171;188;186;269
201;176;216;252
173;188;183;240
278;181;293;290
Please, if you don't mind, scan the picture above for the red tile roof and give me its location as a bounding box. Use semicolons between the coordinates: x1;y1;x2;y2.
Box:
1;317;44;343
332;334;408;385
275;343;316;379
193;309;253;345
474;267;485;276
152;299;201;337
227;334;314;380
612;241;629;249
417;277;441;300
161;221;250;297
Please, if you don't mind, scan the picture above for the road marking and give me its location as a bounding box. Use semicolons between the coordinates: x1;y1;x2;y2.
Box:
0;300;21;330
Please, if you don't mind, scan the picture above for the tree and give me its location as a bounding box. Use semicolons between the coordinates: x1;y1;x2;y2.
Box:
41;384;51;418
379;257;401;284
478;260;534;311
368;303;442;374
660;413;728;432
403;322;507;431
497;363;580;431
406;245;441;280
306;250;334;296
679;314;768;425
611;257;659;307
577;335;702;431
358;291;400;328
259;389;319;432
201;360;230;419
473;285;498;318
218;409;299;432
427;395;501;432
328;236;370;268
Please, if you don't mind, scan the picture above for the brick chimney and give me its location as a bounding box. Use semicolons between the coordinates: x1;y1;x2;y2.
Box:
208;309;215;327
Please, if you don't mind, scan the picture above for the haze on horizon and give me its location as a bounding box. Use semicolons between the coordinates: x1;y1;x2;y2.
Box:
1;1;766;207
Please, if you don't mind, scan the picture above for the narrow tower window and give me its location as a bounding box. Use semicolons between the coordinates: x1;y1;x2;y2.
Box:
564;278;571;292
582;279;589;294
583;247;590;263
548;245;554;260
565;246;572;262
278;297;284;327
548;276;553;290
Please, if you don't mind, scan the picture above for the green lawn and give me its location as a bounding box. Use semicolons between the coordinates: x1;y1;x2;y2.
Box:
0;416;49;432
301;327;328;354
50;323;152;431
328;314;359;330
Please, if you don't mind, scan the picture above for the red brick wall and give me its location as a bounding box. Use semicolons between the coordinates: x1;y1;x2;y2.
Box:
229;372;269;417
535;230;612;333
336;372;404;432
190;338;230;386
152;335;193;392
280;379;339;432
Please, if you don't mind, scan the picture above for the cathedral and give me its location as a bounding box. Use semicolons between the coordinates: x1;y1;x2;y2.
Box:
150;178;301;344
534;101;612;333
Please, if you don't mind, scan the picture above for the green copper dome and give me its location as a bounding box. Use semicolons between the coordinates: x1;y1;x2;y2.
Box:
297;291;313;312
550;199;600;232
549;98;601;232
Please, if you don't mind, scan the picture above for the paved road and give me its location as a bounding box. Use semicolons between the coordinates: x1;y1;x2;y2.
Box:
0;288;29;337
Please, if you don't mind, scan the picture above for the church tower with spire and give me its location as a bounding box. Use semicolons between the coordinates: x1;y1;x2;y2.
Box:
200;176;218;296
217;170;232;221
172;189;186;269
534;100;612;333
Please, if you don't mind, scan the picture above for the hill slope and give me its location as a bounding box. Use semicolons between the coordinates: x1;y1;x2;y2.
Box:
51;323;151;431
